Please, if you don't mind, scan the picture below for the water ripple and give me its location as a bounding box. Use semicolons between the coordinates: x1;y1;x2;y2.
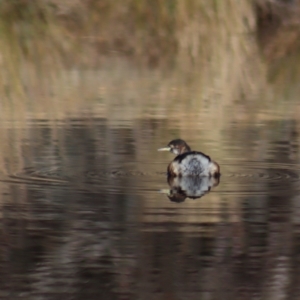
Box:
6;161;300;196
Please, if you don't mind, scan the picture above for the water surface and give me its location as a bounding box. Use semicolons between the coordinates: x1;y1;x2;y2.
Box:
1;60;300;300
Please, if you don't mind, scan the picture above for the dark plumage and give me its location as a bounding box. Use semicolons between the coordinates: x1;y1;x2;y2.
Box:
158;139;220;177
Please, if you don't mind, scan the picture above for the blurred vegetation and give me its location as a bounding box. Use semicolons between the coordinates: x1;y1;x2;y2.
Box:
255;0;300;60
0;0;299;64
0;0;256;66
0;0;256;103
0;0;299;118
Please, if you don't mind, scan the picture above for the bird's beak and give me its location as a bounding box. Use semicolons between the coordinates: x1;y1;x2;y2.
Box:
157;147;171;152
159;189;171;195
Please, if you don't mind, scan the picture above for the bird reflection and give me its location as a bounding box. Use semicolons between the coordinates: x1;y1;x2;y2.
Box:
161;175;220;202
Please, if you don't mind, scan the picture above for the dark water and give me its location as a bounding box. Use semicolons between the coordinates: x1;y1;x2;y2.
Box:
1;67;300;300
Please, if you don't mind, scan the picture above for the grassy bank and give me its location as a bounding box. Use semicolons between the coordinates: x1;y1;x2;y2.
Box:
0;0;299;120
0;1;299;66
0;0;260;103
0;0;256;65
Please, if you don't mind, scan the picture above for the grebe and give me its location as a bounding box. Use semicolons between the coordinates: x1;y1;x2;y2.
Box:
158;139;220;177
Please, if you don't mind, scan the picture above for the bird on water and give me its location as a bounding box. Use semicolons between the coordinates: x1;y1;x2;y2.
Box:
158;139;220;177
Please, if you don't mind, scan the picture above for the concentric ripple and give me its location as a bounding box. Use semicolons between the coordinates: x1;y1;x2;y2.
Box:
227;162;299;180
219;161;300;195
8;166;69;186
6;160;300;196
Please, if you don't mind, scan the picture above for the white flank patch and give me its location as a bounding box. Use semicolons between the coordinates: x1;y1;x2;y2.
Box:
171;153;212;176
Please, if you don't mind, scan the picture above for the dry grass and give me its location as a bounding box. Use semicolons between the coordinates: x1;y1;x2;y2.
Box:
0;0;260;109
0;0;298;126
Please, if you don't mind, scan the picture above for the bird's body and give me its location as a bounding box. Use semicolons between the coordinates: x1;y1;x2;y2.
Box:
158;139;220;177
167;151;217;177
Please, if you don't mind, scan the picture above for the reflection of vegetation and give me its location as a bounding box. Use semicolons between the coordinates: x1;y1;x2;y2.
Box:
0;3;299;298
